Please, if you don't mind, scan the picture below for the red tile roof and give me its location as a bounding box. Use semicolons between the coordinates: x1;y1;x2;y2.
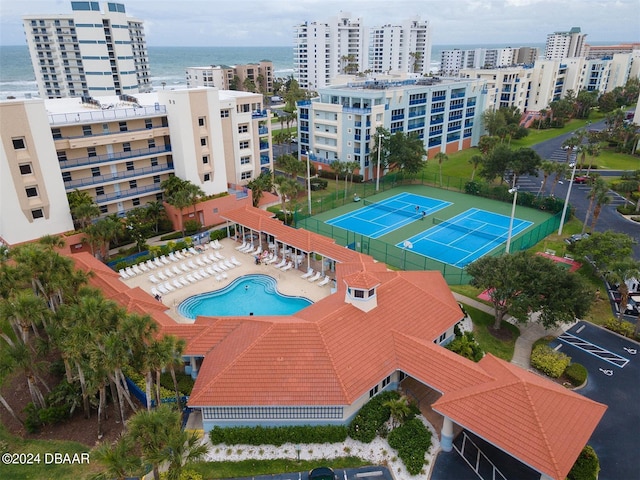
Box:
343;271;381;289
433;355;607;480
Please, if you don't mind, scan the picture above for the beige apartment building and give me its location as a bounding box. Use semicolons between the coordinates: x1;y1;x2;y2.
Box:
185;61;273;93
0;88;272;246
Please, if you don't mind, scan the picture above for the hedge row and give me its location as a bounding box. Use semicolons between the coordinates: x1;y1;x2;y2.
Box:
348;390;399;443
464;181;565;214
604;318;638;340
159;371;195;396
530;344;571;378
568;445;600;480
209;425;348;446
387;418;432;475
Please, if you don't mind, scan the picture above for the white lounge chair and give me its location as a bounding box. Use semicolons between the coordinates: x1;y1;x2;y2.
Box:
240;243;254;253
214;251;225;260
138;262;149;272
196;258;206;267
132;264;142;275
317;275;331;287
154;258;163;267
119;269;129;279
215;275;222;282
175;251;185;260
125;267;136;277
172;265;182;275
168;253;177;262
216;261;228;271
173;279;183;289
274;257;287;268
221;271;228;279
157;284;169;295
180;263;190;273
224;259;234;269
160;255;170;265
201;255;212;264
199;268;210;278
164;268;174;278
266;255;280;265
146;260;156;270
301;268;314;279
192;271;203;281
231;256;241;266
188;247;198;256
186;274;196;283
235;241;247;251
151;287;161;297
149;274;159;284
164;282;175;292
187;260;197;270
206;267;216;276
213;239;223;249
307;271;322;282
281;262;293;272
211;264;223;273
178;277;189;287
157;272;168;281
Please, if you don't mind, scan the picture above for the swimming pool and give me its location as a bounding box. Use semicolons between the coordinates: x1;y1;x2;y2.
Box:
178;274;313;319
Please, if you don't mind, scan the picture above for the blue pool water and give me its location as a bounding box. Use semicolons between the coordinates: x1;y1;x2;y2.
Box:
178;274;313;319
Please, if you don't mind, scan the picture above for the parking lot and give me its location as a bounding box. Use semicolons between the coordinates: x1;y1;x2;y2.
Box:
223;466;393;480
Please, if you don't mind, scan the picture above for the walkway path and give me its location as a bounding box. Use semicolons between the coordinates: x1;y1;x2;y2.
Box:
452;292;572;369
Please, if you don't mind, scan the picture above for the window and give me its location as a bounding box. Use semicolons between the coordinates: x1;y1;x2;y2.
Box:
132;198;140;206
31;209;44;220
239;140;249;149
382;375;391;388
353;289;364;298
204;173;211;182
150;157;158;166
147;139;155;148
240;156;251;165
62;171;72;182
82;125;92;136
12;138;26;150
95;186;104;196
238;124;248;133
123;142;131;152
124;161;133;171
439;332;447;343
368;288;375;297
200;137;207;146
119;121;127;132
153;175;160;184
240;171;252;180
369;385;379;398
145;119;153;129
220;109;229;118
19;164;33;175
25;187;38;198
156;193;163;201
87;147;96;157
129;180;137;189
202;155;209;164
198;117;206;127
99;205;108;214
52;128;62;139
91;167;100;177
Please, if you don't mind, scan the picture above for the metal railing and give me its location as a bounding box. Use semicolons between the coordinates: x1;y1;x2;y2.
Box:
49;104;167;125
95;183;162;203
64;162;174;190
59;145;172;169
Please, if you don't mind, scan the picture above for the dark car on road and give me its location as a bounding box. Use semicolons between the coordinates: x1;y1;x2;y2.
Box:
573;175;590;184
309;467;337;480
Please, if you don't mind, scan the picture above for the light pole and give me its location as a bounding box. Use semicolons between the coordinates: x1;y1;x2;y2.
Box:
506;187;518;254
402;240;413;269
304;150;312;216
376;133;382;192
557;162;578;236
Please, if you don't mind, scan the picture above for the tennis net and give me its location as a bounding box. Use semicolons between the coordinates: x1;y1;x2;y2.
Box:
432;217;505;241
363;198;422;219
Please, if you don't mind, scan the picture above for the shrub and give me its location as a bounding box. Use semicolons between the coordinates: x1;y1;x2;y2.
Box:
604;318;636;339
159;371;195;396
24;403;42;433
564;363;587;386
388;418;432;475
568;445;600;480
160;470;203;480
446;331;484;362
209;228;231;241
209;424;348;446
348;390;399;443
184;220;201;235
530;344;571;378
160;231;184;241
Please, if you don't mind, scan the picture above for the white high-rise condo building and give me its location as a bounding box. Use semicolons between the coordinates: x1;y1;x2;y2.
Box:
23;1;151;99
294;13;432;89
368;16;431;75
545;27;587;60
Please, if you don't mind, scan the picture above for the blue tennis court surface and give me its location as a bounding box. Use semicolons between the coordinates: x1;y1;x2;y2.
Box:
326;193;452;239
396;208;533;268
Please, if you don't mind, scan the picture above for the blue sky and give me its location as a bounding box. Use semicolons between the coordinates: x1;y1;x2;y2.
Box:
1;0;638;47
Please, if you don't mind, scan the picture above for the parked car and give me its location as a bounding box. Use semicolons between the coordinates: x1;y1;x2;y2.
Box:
573;175;590;184
565;233;590;245
309;467;337;480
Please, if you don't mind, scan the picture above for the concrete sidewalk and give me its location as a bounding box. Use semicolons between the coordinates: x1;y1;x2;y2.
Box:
452;292;573;369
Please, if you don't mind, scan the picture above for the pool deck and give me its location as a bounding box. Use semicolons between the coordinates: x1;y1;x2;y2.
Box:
119;237;334;324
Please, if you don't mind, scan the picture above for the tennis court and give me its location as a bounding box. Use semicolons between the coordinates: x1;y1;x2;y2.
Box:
325;192;452;239
396;208;533;268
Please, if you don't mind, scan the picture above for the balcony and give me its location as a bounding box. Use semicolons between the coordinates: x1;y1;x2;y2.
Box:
299;113;309;119
391;114;404;121
300;125;309;132
259;142;269;150
49;104;167;126
59;145;172;169
430;118;443;125
258;126;269;135
95;183;163;204
251;110;268;119
431;107;445;113
432;95;446;102
409;110;426;118
64;162;174;190
343;106;371;114
451;92;466;99
260;155;270;165
354;121;371;127
448;114;463;121
408;122;425;130
467;99;476;107
429;129;443;136
409;98;427;105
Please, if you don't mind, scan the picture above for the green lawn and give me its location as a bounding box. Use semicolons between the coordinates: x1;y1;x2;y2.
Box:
190;456;370;479
510;118;595;148
463;305;520;361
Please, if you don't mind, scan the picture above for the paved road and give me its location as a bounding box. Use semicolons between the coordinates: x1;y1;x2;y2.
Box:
517;118;640;260
223;465;393;480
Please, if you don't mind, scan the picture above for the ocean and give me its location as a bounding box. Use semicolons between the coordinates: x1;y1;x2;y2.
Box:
0;43;545;100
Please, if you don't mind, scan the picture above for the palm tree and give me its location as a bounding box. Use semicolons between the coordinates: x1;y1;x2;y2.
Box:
581;177;607;235
434;152;448;187
145;201;165;234
330;160;346;194
590;188;611;232
72;201;100;229
561;136;580;164
604;261;640;322
549;162;569;197
163;427;208;480
344;161;360;200
537;160;556;197
537;108;548;129
468;154;483;181
585;143;600;176
92;434;142;480
127;406;176;480
383;396;411;428
274;176;300;225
